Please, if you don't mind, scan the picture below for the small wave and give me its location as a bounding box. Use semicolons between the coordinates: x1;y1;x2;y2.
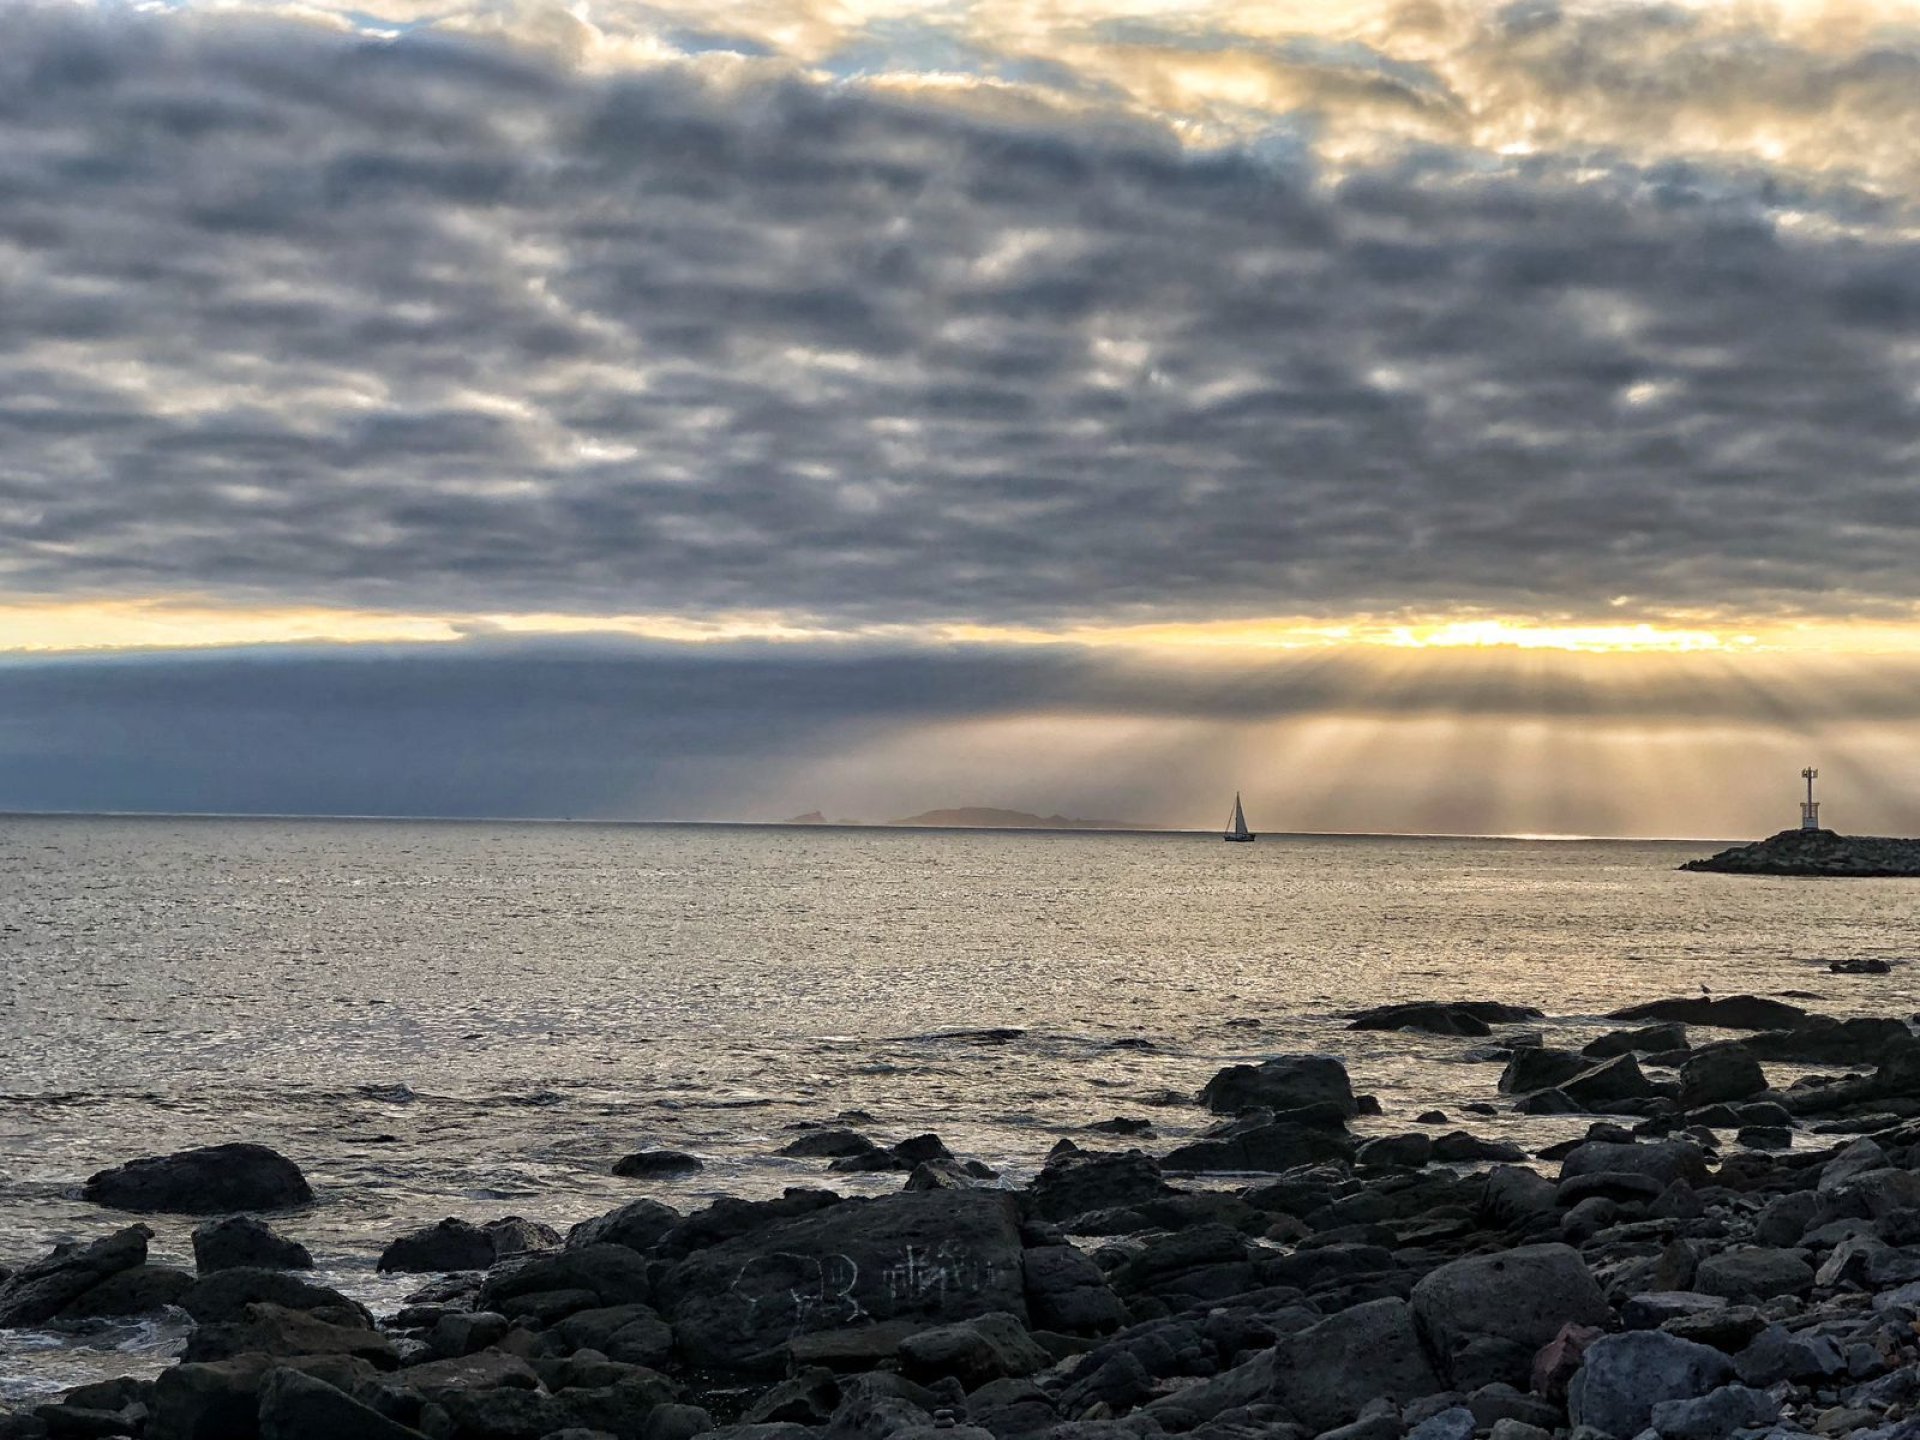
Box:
898;1027;1027;1045
355;1084;418;1104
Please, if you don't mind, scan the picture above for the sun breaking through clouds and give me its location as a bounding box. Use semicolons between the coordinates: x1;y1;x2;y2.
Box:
5;0;1920;832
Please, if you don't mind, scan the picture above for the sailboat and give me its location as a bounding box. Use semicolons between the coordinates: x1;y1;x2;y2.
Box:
1223;791;1255;843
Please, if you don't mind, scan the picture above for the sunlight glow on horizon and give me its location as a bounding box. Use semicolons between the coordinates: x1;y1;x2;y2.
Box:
11;596;1920;658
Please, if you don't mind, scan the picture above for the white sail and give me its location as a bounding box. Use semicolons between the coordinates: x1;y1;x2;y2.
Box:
1226;792;1249;839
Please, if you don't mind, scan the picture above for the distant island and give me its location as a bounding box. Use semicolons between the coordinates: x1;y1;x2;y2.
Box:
1683;827;1920;877
888;806;1151;831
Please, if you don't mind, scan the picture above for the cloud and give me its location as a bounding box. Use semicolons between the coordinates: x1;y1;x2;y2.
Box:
4;4;1920;637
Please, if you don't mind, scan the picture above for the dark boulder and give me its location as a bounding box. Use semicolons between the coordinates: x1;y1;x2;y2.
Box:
179;1266;371;1326
82;1143;312;1214
1559;1139;1708;1188
378;1218;495;1273
0;1225;153;1328
476;1243;654;1319
1161;1120;1353;1173
1411;1243;1610;1389
654;1189;841;1261
659;1189;1027;1373
613;1150;703;1178
1744;1015;1912;1064
568;1198;683;1253
1272;1297;1443;1432
1560;1054;1659;1110
1608;995;1808;1031
1678;1048;1766;1109
191;1216;312;1274
896;1311;1050;1387
1345;1003;1491;1037
779;1130;878;1159
1497;1047;1588;1095
257;1365;428;1440
184;1301;397;1366
1026;1149;1176;1224
1021;1245;1125;1335
1583;1023;1687;1059
56;1262;195;1318
1198;1055;1355;1116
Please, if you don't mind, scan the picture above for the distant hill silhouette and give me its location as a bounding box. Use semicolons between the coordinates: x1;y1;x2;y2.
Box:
888;806;1149;831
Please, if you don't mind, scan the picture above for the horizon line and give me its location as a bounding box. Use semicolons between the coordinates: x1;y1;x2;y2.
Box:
0;806;1737;846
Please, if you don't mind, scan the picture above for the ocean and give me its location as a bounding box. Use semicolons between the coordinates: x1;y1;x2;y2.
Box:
3;814;1918;1397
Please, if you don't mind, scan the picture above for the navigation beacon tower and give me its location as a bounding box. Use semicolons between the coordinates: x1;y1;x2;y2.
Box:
1801;766;1821;831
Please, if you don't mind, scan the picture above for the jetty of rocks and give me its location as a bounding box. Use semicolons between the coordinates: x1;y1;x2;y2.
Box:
15;994;1920;1440
1683;829;1920;877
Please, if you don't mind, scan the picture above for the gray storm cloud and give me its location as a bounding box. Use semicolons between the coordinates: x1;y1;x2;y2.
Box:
4;6;1920;630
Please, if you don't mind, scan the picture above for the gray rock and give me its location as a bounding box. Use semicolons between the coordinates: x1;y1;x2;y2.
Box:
55;1262;195;1318
1820;1138;1890;1191
1691;1248;1814;1303
1357;1135;1433;1169
0;1225;152;1327
1271;1297;1443;1433
1754;1191;1819;1247
550;1304;674;1367
1027;1149;1175;1223
1163;1120;1354;1173
1199;1055;1356;1117
779;1129;878;1159
184;1301;395;1366
1646;1383;1779;1440
1411;1242;1610;1388
191;1216;312;1274
83;1143;312;1214
897;1312;1050;1387
1499;1047;1590;1096
1566;1331;1734;1439
475;1244;653;1321
1561;1055;1659;1110
1404;1407;1473;1440
1584;1023;1688;1060
660;1189;1028;1373
612;1150;703;1178
1479;1167;1556;1227
1619;1292;1727;1331
1731;1324;1845;1386
1487;1423;1552;1440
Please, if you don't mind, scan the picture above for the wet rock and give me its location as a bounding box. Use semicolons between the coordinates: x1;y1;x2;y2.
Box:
1691;1247;1815;1303
897;1312;1050;1387
1411;1243;1610;1389
1198;1056;1355;1117
1345;1004;1491;1037
1514;1089;1578;1115
1162;1120;1354;1174
1026;1150;1175;1225
660;1189;1028;1373
82;1143;312;1214
1746;1015;1912;1064
1647;1383;1779;1440
1565;1331;1733;1438
1736;1124;1790;1149
568;1199;683;1254
612;1150;704;1178
379;1218;496;1273
191;1216;312;1274
780;1129;878;1159
0;1225;153;1328
1607;995;1808;1030
1021;1246;1126;1335
1583;1023;1687;1060
1357;1135;1432;1169
1678;1048;1766;1109
1560;1054;1659;1110
425;1309;509;1359
1498;1048;1588;1096
180;1266;370;1326
1085;1117;1153;1136
393;1347;541;1403
1430;1132;1524;1164
1414;1111;1448;1126
57;1262;195;1319
653;1189;841;1262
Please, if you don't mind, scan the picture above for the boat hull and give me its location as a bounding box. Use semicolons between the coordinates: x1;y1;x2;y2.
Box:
1223;834;1256;843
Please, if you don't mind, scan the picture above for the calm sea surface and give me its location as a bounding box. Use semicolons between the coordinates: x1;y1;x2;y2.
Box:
4;815;1920;1396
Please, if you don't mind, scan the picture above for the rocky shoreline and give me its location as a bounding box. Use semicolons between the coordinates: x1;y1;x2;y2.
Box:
13;995;1920;1440
1682;831;1920;878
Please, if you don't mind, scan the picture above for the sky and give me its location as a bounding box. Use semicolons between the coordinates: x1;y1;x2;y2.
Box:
5;0;1920;835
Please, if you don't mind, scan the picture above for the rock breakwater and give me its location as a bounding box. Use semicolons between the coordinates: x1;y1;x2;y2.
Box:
1683;830;1920;877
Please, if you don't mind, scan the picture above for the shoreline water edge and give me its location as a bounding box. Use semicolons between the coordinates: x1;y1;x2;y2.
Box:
11;991;1920;1439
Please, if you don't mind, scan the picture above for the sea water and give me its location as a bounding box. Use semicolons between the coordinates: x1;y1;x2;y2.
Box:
4;814;1918;1396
